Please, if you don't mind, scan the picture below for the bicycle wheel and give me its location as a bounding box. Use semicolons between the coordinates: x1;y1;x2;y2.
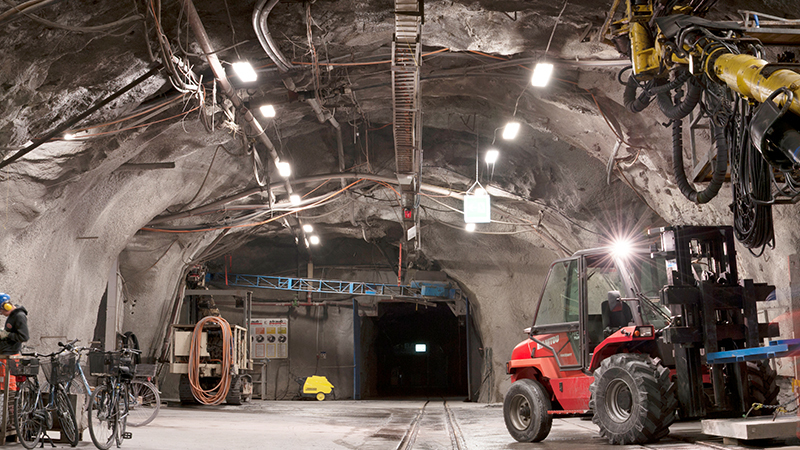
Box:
66;370;90;426
127;380;160;427
115;383;129;447
14;379;43;449
88;384;116;450
54;388;79;447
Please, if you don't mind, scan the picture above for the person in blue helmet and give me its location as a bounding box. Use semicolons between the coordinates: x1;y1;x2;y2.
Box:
0;293;28;355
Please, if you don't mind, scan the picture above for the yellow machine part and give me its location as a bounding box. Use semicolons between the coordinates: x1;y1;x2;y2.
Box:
712;53;800;116
303;375;334;400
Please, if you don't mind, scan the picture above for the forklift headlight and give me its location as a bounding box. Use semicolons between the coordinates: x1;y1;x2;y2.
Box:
636;326;654;337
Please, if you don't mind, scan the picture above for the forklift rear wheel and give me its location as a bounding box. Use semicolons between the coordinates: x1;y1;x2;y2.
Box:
503;378;552;442
316;392;325;401
590;354;676;445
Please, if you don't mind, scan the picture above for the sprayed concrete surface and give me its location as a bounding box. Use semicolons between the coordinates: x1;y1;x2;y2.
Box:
44;400;800;449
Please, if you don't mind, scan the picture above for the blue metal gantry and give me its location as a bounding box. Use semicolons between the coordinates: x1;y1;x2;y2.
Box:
212;273;458;300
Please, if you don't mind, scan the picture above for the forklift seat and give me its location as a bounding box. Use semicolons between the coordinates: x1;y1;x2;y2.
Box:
601;290;633;332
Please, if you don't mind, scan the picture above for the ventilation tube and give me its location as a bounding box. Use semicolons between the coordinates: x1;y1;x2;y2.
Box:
253;0;294;72
657;77;703;120
672;118;727;204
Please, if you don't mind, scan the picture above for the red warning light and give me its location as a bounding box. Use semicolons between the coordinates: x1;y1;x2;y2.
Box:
403;208;413;219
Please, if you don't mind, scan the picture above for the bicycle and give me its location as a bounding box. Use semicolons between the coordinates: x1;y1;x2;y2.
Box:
87;348;139;449
63;342;160;428
13;341;80;449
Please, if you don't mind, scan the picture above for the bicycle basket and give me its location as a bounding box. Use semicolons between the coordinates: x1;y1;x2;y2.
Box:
42;353;76;385
89;351;134;378
133;363;156;379
9;358;39;377
89;351;116;376
56;353;77;384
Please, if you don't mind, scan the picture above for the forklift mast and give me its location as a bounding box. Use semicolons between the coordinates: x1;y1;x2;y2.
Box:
650;226;776;418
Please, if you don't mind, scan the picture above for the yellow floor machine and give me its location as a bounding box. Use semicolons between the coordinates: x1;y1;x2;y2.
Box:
298;375;334;400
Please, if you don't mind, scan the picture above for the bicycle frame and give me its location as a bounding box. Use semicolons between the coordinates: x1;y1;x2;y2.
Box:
15;342;80;448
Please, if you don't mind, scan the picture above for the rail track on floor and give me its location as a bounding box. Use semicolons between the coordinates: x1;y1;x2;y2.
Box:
396;399;466;450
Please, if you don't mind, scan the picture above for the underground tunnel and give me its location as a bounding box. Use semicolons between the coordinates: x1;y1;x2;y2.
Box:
3;0;800;448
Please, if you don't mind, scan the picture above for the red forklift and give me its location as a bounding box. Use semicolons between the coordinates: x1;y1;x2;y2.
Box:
504;226;780;444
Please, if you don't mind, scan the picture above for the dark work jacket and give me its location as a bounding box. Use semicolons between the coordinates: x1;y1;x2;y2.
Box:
0;307;29;355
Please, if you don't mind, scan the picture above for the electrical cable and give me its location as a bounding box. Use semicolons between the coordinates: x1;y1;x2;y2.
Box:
188;315;233;405
729;97;774;253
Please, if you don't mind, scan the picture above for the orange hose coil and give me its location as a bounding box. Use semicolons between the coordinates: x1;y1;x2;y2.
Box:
188;316;233;405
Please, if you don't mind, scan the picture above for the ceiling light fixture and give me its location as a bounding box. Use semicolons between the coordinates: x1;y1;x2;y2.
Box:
276;161;292;178
485;149;499;164
290;194;301;205
531;62;554;87
302;224;313;233
465;223;476;232
502;122;520;140
259;104;276;117
309;235;320;245
232;62;257;82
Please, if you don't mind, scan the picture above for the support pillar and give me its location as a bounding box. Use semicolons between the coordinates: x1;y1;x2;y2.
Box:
105;257;119;351
353;299;361;400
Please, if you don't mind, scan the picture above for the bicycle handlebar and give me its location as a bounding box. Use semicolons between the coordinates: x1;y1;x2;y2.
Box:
20;339;140;358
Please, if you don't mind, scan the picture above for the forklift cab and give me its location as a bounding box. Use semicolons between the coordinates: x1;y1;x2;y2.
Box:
529;247;670;372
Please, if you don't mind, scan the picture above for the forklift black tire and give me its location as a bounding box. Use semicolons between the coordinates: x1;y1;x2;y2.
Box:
590;354;676;445
503;378;553;442
742;361;779;414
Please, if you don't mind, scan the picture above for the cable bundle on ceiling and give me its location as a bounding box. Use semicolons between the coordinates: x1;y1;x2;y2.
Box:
188;315;233;405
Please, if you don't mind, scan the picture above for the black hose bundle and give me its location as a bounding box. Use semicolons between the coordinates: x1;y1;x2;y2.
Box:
729;99;774;253
671;116;727;204
623;69;694;115
623;75;653;113
658;77;704;120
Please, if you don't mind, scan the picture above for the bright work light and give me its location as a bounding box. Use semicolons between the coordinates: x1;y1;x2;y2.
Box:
485;149;499;164
531;62;553;87
276;161;291;178
232;62;257;82
290;194;301;205
610;238;633;259
502;122;520;140
260;104;276;117
302;224;313;233
309;235;320;245
465;223;476;232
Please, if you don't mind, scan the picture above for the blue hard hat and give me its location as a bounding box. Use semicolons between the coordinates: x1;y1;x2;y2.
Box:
0;293;8;304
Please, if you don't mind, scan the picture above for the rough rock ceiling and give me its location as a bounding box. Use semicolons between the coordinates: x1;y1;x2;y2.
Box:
2;0;800;399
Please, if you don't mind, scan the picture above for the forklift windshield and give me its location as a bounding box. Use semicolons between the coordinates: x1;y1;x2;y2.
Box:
617;252;671;329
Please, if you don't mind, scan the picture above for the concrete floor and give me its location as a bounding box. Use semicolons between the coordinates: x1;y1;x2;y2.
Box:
21;400;800;450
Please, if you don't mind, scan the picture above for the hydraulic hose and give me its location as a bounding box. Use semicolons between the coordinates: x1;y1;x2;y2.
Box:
623;76;653;113
657;77;703;120
671;118;727;204
623;69;693;115
188;315;233;405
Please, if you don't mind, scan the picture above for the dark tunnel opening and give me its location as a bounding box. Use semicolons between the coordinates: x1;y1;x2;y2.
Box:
368;302;467;398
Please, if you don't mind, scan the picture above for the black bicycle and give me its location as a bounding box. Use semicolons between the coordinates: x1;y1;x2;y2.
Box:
87;348;137;449
13;341;80;449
